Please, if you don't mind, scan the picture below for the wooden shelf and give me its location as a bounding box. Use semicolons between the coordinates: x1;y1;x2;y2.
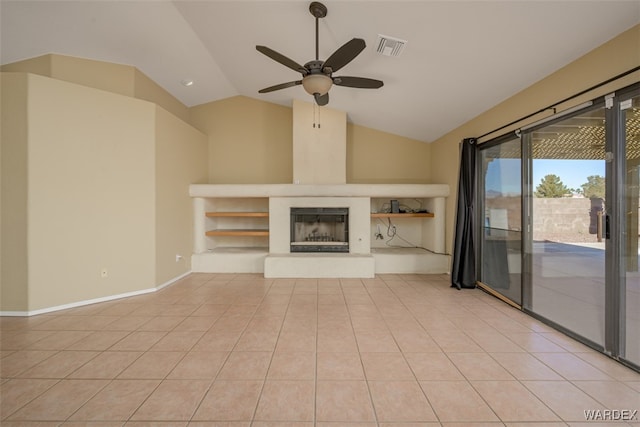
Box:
205;229;269;237
371;212;434;218
206;212;269;218
205;211;269;238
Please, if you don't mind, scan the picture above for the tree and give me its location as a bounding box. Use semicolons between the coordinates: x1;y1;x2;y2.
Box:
581;175;605;199
534;174;570;198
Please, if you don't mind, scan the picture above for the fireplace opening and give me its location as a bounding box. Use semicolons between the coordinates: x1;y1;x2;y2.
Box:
290;207;349;253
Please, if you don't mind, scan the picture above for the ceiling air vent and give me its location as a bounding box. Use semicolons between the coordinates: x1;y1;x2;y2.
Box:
375;34;407;57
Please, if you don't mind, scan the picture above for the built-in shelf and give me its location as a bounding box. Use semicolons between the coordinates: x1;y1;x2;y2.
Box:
205;229;269;237
205;211;269;238
207;246;269;254
371;212;434;218
206;212;269;218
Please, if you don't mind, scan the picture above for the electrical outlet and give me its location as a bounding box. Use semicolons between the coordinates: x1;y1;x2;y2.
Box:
100;268;108;278
175;254;183;262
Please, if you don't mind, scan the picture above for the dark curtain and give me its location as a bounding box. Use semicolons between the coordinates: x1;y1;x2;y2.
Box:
451;138;477;289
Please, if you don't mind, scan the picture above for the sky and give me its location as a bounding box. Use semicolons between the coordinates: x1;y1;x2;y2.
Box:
533;159;605;191
485;159;605;194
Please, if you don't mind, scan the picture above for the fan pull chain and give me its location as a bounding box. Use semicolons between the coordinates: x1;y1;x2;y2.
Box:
312;103;321;128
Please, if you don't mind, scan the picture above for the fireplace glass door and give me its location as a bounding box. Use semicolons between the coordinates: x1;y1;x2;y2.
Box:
290;207;349;252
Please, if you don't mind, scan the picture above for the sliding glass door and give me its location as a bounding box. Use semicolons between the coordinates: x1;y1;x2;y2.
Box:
527;105;607;347
621;91;640;366
477;83;639;370
478;137;522;305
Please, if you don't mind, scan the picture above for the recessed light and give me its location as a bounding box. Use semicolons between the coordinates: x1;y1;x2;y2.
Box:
180;79;194;87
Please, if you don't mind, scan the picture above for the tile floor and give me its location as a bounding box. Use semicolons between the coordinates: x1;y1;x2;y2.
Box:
1;273;639;426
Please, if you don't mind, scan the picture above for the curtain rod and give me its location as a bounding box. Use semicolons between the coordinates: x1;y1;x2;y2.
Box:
476;65;640;141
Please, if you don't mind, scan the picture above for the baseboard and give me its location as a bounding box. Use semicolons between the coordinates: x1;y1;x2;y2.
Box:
156;271;191;291
0;271;192;317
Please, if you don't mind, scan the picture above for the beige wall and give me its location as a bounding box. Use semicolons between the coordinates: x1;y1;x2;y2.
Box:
190;95;431;184
135;69;190;122
2;54;135;98
1;71;206;312
347;123;431;184
1;73;29;311
1;54;189;122
155;106;208;285
50;54;136;98
189;96;294;184
25;74;157;311
430;24;640;254
1;55;52;77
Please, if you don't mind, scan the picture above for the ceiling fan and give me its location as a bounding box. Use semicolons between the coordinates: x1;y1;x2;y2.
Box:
256;1;383;106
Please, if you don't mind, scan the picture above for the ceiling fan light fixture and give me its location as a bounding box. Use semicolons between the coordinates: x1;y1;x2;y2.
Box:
302;74;332;95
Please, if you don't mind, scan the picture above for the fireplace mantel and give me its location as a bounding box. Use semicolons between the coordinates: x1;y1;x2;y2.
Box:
189;183;449;199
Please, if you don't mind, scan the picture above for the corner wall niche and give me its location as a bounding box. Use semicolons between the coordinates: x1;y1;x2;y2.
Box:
190;183;450;277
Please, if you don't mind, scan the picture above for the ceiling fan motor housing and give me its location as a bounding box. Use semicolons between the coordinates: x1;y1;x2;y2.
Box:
305;60;324;74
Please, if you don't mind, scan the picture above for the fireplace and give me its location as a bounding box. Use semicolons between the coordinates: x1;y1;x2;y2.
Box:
290;207;349;253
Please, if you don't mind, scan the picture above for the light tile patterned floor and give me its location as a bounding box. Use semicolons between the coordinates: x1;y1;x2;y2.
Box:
1;273;639;426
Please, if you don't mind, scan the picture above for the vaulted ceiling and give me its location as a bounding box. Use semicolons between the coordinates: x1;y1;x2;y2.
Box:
2;1;639;142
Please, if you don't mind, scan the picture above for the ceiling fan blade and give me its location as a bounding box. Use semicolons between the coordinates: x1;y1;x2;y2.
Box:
256;45;307;74
322;38;366;73
333;76;384;89
258;80;302;93
314;92;329;106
